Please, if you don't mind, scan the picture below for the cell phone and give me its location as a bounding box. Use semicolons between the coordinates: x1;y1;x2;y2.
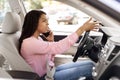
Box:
43;31;50;37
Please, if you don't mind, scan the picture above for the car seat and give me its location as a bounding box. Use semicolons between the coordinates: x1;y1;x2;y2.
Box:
0;12;33;71
0;12;41;79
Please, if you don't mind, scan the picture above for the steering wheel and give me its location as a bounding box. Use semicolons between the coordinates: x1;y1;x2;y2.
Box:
73;31;90;62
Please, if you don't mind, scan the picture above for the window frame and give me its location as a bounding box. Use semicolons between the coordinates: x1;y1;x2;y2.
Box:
81;0;120;22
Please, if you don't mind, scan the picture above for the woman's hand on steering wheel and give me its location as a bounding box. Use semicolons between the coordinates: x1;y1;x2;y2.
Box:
76;17;100;37
73;17;100;62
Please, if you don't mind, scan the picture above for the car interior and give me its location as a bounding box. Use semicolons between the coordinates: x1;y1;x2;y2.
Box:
0;0;120;80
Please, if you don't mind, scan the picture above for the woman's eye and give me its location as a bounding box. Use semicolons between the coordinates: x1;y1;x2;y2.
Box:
43;20;48;23
43;19;47;22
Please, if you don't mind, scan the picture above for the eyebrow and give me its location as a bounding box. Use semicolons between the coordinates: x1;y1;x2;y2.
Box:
41;17;46;19
41;17;48;20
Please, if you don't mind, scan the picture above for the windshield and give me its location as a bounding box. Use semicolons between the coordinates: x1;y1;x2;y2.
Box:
82;0;120;21
99;0;120;13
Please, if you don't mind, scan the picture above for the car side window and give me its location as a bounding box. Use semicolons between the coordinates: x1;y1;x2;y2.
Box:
0;0;11;29
23;0;90;33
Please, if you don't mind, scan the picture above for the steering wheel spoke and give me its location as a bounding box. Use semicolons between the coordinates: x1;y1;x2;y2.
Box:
73;31;102;63
73;31;90;62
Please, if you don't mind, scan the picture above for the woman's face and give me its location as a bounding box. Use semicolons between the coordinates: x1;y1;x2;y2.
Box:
37;14;49;34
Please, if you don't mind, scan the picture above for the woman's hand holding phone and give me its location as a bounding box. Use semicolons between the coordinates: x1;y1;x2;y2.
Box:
43;30;54;42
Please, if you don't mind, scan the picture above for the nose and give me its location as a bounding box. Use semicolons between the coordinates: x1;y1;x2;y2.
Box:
47;21;49;25
47;22;49;25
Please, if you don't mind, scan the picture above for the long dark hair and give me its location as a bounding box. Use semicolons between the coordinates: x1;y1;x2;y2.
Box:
19;10;46;53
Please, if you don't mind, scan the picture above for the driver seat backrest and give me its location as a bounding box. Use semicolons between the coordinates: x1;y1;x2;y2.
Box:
0;12;33;72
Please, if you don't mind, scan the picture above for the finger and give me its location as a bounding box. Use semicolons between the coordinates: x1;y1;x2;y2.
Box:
94;26;99;29
49;31;52;35
93;26;100;30
87;17;92;23
94;25;99;29
92;29;99;32
49;30;53;34
93;21;102;25
92;22;101;25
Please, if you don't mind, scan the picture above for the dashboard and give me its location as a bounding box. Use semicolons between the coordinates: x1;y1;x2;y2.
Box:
93;31;120;79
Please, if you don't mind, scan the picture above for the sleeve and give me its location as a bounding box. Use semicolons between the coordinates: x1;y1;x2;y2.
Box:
23;32;78;55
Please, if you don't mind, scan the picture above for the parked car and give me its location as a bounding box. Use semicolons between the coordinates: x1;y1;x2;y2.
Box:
55;12;74;24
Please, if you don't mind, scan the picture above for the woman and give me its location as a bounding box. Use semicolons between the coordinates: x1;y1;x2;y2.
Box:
19;10;99;80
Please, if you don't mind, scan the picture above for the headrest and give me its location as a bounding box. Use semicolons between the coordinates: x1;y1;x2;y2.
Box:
1;12;21;34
